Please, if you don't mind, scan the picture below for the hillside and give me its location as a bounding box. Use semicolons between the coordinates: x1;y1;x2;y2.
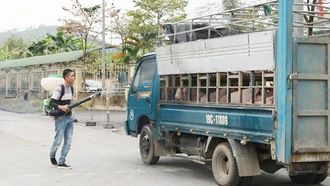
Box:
0;25;58;46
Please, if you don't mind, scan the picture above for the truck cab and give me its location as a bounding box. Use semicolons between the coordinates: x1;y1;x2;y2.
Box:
125;53;158;137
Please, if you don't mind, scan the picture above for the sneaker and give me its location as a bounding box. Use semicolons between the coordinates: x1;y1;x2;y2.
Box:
50;158;57;166
57;163;72;169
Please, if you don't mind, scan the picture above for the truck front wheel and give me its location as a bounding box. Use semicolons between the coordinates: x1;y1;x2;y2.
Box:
212;142;241;186
139;124;159;164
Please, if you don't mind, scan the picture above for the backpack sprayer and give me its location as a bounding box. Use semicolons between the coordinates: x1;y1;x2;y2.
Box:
48;92;101;116
41;75;102;117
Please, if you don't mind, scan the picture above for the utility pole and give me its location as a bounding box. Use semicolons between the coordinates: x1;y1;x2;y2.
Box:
102;0;106;92
102;0;113;128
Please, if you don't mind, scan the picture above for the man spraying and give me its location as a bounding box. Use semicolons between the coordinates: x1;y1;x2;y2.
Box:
49;69;75;169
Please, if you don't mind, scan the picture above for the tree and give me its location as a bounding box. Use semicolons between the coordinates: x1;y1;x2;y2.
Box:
2;36;20;51
58;0;102;87
222;0;240;10
127;0;188;51
17;38;33;58
139;31;157;54
47;31;81;53
304;0;319;36
112;35;142;64
122;35;142;63
59;0;102;57
108;7;131;46
28;36;55;56
0;46;13;62
1;36;32;59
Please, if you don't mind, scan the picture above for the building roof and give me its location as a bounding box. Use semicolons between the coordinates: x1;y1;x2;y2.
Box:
0;47;117;70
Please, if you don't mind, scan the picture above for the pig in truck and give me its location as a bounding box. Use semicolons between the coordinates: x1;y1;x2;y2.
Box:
124;0;330;185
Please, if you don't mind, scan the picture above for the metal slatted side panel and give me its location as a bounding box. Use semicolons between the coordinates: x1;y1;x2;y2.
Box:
156;31;275;75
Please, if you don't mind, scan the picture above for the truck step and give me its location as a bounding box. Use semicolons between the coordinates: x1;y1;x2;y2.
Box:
170;154;211;165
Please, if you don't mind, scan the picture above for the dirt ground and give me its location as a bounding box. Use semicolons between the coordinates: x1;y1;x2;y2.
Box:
0;94;94;114
0;95;44;113
0;93;126;114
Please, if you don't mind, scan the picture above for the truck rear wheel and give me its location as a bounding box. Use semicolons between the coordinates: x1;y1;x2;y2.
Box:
289;174;317;184
313;173;328;184
313;162;329;184
212;142;241;186
139;124;159;164
290;162;329;184
290;172;328;184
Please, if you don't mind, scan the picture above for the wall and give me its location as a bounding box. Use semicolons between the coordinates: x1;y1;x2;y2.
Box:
77;92;126;110
0;63;135;109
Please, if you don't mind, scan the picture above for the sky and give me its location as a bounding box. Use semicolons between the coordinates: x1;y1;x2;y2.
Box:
0;0;222;32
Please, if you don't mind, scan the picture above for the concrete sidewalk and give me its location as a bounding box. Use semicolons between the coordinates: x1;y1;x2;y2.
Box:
72;110;126;130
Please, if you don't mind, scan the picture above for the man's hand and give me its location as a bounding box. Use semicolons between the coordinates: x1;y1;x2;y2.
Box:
59;105;70;112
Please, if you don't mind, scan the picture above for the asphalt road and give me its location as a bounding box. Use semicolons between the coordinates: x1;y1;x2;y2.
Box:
0;110;329;186
72;110;126;131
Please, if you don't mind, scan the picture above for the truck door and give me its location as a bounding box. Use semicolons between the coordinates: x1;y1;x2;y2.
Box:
127;57;156;134
292;38;330;154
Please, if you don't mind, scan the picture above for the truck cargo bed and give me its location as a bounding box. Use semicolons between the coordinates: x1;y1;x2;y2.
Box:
158;103;275;144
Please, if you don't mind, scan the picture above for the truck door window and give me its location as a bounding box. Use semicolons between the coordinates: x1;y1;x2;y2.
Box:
131;58;156;94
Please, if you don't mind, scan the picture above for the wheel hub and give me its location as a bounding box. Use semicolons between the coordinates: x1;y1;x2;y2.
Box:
219;154;229;176
140;134;150;158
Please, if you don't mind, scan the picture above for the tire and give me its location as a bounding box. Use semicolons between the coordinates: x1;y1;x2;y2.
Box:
314;162;329;184
139;124;159;165
290;173;328;184
289;174;318;184
290;162;329;184
313;173;328;184
212;142;241;186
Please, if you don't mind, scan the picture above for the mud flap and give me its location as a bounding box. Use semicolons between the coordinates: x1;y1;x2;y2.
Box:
124;120;129;135
154;140;173;156
228;139;260;177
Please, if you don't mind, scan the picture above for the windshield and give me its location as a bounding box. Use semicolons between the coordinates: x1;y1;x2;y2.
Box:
131;58;156;94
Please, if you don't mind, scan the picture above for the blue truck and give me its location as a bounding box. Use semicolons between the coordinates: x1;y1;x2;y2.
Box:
125;1;330;185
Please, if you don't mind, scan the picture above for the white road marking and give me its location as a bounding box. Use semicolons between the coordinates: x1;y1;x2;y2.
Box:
8;173;96;178
62;173;95;176
10;175;42;178
128;149;139;152
163;168;193;172
114;170;145;173
102;149;138;152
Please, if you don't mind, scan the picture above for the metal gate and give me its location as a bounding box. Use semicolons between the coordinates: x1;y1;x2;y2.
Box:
292;38;330;153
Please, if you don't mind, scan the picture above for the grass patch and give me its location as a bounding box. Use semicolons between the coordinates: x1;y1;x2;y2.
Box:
0;95;43;113
0;95;89;113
